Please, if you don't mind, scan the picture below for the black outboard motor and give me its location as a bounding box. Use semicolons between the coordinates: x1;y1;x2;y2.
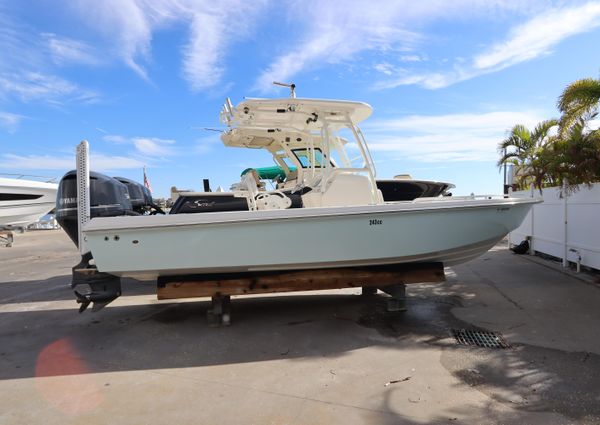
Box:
114;176;164;214
56;170;137;313
56;171;134;248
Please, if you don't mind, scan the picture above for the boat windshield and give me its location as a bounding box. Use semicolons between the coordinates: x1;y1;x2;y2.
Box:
292;148;328;168
281;156;296;169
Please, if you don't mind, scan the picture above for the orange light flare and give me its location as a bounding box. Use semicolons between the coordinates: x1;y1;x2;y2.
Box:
35;338;104;416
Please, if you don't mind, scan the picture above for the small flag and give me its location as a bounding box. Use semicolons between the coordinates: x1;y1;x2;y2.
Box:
143;166;152;193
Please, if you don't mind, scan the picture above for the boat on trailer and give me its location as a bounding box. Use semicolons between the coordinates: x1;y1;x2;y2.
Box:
57;92;540;315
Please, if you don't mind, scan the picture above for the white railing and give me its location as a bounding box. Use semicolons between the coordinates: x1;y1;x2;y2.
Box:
510;183;600;271
0;173;57;183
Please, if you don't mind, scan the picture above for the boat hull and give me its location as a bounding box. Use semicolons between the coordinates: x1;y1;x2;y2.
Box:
84;198;538;279
0;178;58;229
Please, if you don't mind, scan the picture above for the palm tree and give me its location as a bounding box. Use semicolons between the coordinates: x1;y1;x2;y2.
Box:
549;118;600;194
558;78;600;134
497;119;559;190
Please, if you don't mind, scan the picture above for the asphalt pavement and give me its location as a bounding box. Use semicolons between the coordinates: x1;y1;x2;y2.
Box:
1;230;599;425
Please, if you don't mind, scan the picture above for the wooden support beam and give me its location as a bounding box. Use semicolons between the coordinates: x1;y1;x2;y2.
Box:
157;263;445;300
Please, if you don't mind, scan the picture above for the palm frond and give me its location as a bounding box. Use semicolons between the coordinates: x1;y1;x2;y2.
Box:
531;119;559;146
558;78;600;133
496;151;520;167
498;124;531;151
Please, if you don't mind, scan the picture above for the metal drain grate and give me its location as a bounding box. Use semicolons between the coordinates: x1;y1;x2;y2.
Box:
451;329;510;349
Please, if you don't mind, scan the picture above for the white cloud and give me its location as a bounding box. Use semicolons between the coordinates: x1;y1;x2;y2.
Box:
0;10;101;105
254;2;423;92
182;11;225;91
0;153;145;171
91;154;146;170
363;110;546;162
376;2;600;90
42;33;100;66
132;137;176;156
474;2;600;70
374;71;465;90
253;0;537;92
103;134;177;156
0;72;100;104
399;55;424;62
374;63;396;76
194;135;221;155
0;9;42;72
0;111;26;133
67;0;267;90
68;0;156;80
4;0;582;97
102;134;128;144
182;1;267;91
0;134;179;175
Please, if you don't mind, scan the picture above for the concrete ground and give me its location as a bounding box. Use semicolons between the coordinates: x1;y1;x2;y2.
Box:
1;230;599;425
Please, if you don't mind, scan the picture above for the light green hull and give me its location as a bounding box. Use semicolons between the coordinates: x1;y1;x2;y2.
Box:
84;198;537;279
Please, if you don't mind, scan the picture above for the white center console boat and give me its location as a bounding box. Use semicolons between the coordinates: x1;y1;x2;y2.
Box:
56;92;540;313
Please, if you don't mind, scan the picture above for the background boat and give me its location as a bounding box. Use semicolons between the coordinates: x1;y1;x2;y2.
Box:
0;176;58;230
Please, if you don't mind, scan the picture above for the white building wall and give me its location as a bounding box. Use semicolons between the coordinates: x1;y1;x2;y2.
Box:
510;183;600;271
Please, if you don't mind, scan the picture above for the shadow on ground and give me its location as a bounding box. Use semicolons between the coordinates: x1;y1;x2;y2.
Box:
0;275;155;304
1;256;599;423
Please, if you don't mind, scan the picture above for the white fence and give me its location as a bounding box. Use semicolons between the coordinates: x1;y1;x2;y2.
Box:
510;183;600;271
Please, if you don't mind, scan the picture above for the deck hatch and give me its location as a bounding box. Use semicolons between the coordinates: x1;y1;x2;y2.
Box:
451;329;510;349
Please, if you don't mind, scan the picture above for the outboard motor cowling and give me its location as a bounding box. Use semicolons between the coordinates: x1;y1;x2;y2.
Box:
114;177;151;213
113;176;163;214
55;171;134;248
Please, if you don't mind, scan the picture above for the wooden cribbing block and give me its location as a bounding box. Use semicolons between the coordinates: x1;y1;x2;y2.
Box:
156;262;445;300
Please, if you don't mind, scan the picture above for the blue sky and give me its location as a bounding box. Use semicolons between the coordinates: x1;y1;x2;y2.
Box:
1;0;600;197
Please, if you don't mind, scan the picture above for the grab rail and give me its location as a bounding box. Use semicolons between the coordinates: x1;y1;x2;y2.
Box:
412;194;523;203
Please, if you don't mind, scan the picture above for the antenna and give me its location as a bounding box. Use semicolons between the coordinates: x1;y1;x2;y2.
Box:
273;81;296;98
190;126;224;132
220;97;234;126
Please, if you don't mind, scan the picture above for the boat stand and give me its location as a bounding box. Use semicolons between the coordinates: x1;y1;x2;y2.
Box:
157;263;444;326
0;230;13;247
207;294;231;326
361;284;407;312
379;284;407;312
